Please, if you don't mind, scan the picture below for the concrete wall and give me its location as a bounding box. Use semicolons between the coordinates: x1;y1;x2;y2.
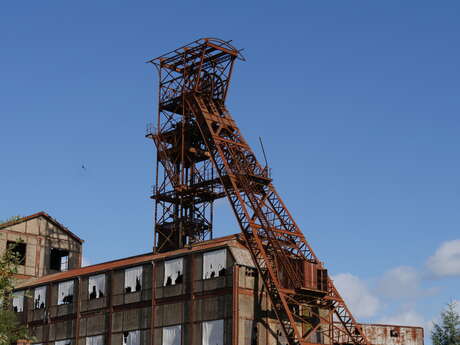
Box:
15;243;424;345
19;247;235;345
0;215;82;284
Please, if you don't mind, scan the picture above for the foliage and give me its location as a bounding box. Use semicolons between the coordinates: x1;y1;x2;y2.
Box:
0;215;22;226
0;244;31;345
432;302;460;345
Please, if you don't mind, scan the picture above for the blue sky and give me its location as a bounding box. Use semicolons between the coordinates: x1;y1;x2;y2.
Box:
1;0;459;339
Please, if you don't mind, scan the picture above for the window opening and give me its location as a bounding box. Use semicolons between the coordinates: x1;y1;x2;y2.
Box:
7;241;26;265
124;266;142;293
164;258;183;286
50;248;69;271
34;286;46;309
86;335;104;345
58;280;74;305
162;325;181;345
203;249;226;279
12;290;24;312
55;340;72;345
122;331;140;345
88;274;105;300
202;319;224;345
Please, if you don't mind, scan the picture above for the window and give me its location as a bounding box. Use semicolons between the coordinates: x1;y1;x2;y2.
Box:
55;340;72;345
390;330;399;337
58;280;74;305
124;266;142;293
60;255;69;271
34;286;47;309
163;325;181;345
12;290;24;312
86;335;104;345
7;241;26;265
50;248;69;271
164;258;183;286
202;319;224;345
122;331;140;345
203;249;226;279
88;274;105;300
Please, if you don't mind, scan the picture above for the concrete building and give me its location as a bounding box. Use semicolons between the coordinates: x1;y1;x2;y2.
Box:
0;212;83;285
11;227;424;345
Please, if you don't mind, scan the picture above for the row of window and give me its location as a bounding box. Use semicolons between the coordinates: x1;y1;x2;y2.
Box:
8;240;70;271
13;249;228;312
35;320;224;345
164;248;227;286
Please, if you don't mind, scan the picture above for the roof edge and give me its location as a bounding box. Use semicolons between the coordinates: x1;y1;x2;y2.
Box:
0;212;84;244
16;233;241;289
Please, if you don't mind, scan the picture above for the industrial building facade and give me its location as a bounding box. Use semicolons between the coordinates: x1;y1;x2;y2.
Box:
0;212;83;285
15;234;255;345
10;223;424;345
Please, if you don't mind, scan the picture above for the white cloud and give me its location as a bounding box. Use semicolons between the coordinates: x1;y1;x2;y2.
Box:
333;273;380;319
377;266;422;299
378;309;425;327
427;239;460;277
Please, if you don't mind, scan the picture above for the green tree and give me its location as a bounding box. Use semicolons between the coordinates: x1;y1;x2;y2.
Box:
0;243;31;345
432;302;460;345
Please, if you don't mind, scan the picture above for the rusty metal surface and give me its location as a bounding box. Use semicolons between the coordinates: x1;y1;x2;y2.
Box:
360;324;424;345
147;38;370;345
146;38;245;253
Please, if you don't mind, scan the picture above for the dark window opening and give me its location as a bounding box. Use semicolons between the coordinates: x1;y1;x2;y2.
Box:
7;241;26;265
89;286;105;299
175;271;183;284
50;248;69;271
390;330;399;337
62;294;73;304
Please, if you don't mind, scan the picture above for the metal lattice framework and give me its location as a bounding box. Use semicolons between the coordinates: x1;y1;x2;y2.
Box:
147;38;371;345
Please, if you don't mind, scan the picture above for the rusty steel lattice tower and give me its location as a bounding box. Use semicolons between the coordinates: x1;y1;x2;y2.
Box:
147;38;371;345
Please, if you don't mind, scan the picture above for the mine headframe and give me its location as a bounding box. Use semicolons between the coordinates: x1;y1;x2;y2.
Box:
147;38;371;345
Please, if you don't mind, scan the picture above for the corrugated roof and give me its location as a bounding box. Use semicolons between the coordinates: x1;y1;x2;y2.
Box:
0;212;83;244
16;234;242;289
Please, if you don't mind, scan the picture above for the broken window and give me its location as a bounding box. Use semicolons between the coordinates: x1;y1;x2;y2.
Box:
164;258;183;286
122;330;140;345
7;241;26;265
60;255;69;271
50;248;69;272
203;249;226;279
12;290;24;312
55;339;72;345
390;330;399;337
86;335;104;345
34;286;47;309
162;325;181;345
202;319;224;345
58;280;74;305
88;274;105;300
124;266;142;293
